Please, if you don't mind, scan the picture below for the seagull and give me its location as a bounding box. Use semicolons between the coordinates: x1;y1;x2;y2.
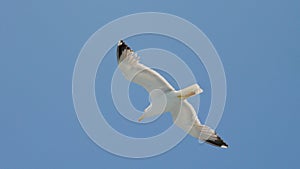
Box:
117;40;228;148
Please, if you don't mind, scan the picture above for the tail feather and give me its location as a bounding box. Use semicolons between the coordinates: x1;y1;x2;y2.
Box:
177;84;203;99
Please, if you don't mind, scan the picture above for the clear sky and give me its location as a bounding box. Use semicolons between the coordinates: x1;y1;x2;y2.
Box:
1;0;300;169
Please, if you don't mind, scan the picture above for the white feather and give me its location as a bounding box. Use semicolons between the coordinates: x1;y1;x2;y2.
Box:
117;41;228;148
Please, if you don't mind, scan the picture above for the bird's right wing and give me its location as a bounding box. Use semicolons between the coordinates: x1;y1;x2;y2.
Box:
170;100;201;131
171;100;228;148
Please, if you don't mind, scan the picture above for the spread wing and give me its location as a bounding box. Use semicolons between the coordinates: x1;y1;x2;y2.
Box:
117;40;174;93
171;100;228;148
116;40;228;148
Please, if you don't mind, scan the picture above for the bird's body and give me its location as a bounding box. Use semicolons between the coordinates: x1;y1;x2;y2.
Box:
117;40;228;148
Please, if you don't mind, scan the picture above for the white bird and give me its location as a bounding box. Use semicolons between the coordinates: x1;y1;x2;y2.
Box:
117;40;228;148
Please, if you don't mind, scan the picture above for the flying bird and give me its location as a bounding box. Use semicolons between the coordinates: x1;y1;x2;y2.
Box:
117;40;228;148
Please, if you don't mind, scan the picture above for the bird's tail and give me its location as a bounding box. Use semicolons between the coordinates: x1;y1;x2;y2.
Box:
177;84;203;100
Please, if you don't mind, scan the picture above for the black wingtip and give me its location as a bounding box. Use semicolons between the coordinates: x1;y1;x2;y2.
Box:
205;136;228;148
117;40;131;63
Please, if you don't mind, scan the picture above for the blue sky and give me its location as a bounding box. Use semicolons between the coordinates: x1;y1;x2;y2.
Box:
1;0;300;168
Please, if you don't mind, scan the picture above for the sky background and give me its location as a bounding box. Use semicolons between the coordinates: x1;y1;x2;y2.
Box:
1;0;300;169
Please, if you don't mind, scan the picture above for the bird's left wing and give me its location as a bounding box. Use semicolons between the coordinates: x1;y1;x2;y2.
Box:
117;40;174;93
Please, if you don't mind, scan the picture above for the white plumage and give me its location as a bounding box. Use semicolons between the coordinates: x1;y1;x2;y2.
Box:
117;40;228;148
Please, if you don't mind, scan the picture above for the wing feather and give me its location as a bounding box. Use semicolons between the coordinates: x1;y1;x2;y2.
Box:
116;40;228;148
117;41;174;93
171;100;228;148
170;100;201;129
